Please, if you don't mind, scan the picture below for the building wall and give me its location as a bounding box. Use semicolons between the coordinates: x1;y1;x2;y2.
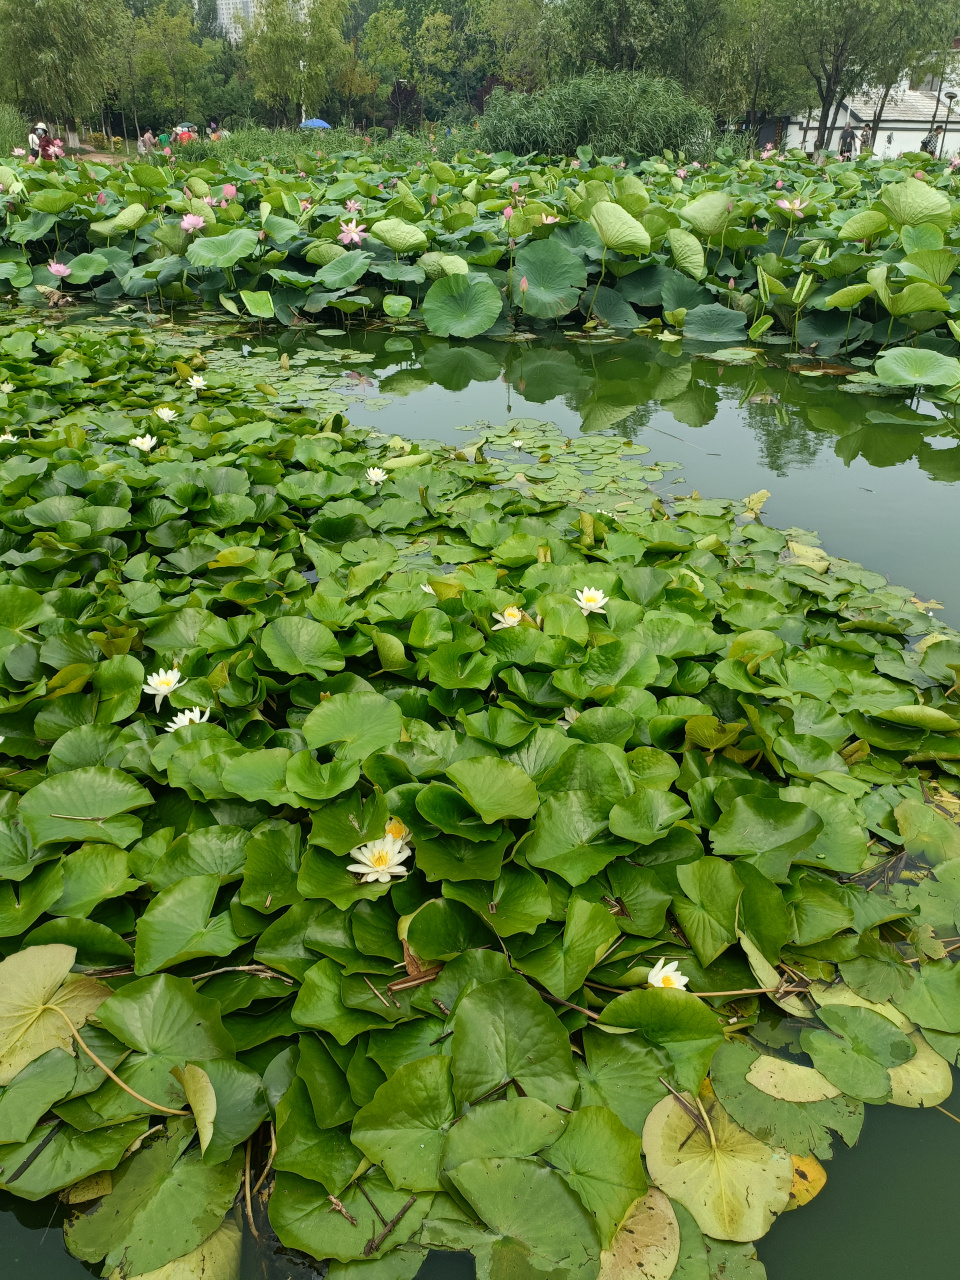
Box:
217;0;254;41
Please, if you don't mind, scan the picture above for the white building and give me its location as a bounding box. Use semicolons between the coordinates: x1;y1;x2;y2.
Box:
783;84;960;158
216;0;254;41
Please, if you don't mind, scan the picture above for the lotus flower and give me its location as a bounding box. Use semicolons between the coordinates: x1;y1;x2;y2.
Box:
301;199;311;211
163;147;172;155
345;198;362;213
220;200;228;208
154;406;177;422
347;834;411;883
338;219;369;246
204;195;214;205
571;159;580;168
676;168;688;178
180;213;205;232
541;214;559;224
503;206;513;220
576;586;609;616
165;707;210;732
519;275;529;293
365;466;387;485
143;666;185;710
187;375;206;390
647;958;689;989
512;181;519;192
96;191;107;205
129;433;157;452
11;148;24;156
776;197;808;218
222;183;237;199
492;605;523;629
47;261;71;278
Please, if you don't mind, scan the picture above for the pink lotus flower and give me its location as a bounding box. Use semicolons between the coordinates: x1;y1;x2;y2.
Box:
338;219;369;246
12;148;24;156
258;229;266;240
503;206;513;220
691;161;701;168
163;147;171;155
180;213;205;232
48;261;71;278
915;170;926;179
300;199;311;211
431;193;437;205
299;171;306;178
571;160;580;168
223;183;237;199
541;214;559;224
775;179;784;189
676;168;687;178
345;198;362;213
364;136;371;144
204;195;214;205
728;277;736;289
776;197;808;218
512;181;519;192
519;275;529;292
96;191;107;205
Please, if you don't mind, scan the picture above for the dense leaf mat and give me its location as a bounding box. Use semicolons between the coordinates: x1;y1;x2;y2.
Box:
0;320;958;1279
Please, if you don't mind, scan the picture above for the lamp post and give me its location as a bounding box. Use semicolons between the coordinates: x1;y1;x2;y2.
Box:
942;91;958;160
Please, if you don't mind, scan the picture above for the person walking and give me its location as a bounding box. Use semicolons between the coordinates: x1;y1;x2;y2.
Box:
859;123;873;152
27;123;43;160
142;127;155;154
920;124;944;155
838;121;857;159
38;130;58;161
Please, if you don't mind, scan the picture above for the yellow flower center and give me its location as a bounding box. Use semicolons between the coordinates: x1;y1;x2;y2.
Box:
660;974;679;987
369;846;391;868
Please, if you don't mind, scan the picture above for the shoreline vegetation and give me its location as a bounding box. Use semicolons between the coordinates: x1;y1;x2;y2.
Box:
0;311;957;1277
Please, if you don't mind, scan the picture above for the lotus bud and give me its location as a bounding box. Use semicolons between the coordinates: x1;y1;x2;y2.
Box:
519;275;529;293
503;206;513;219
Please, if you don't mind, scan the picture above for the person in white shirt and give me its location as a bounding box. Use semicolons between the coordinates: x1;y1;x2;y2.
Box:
28;124;44;160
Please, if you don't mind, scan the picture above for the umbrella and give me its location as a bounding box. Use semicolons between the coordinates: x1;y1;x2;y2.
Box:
174;124;197;131
301;119;331;129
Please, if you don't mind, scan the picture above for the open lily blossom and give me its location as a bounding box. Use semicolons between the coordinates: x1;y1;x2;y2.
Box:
11;147;24;156
776;197;809;218
129;434;157;452
576;586;609;615
0;431;16;443
492;605;523;629
154;406;177;422
143;666;185;710
186;375;207;390
647;958;689;989
0;382;13;393
165;706;210;732
346;834;411;883
338;218;369;246
365;466;387;485
344;198;362;213
180;213;205;233
384;816;410;841
47;261;71;278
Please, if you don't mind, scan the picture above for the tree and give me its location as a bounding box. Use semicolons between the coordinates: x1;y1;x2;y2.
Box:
469;0;555;91
135;0;209;124
360;4;412;127
0;0;114;127
557;0;660;74
244;0;350;126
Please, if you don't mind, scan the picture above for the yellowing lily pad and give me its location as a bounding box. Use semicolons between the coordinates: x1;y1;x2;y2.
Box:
598;1188;680;1280
745;1055;841;1103
784;1154;827;1210
887;1031;953;1108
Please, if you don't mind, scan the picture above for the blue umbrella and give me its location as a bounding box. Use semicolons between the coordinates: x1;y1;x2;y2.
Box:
301;119;331;129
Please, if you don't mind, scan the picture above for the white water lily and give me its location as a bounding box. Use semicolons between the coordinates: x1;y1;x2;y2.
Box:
186;375;207;390
492;605;523;630
347;834;411;883
0;382;13;393
0;432;16;443
576;586;609;616
143;666;186;711
512;439;525;449
420;583;437;596
129;434;157;453
647;958;689;990
366;466;388;485
385;816;410;841
154;406;177;422
165;706;210;732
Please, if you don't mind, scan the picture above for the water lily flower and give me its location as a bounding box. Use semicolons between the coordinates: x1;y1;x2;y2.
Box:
519;275;529;293
776;197;808;218
96;191;107;205
385;816;409;840
180;213;205;232
421;583;437;596
187;375;206;390
513;439;525;449
144;666;186;711
47;261;71;278
647;958;689;989
0;432;16;443
222;183;237;199
576;586;609;616
338;218;369;246
365;466;388;485
347;833;411;883
0;382;13;393
165;706;210;732
11;148;24;156
129;433;157;452
345;198;362;213
154;406;177;422
492;605;523;629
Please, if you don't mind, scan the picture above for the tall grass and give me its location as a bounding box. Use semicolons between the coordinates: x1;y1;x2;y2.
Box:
477;71;713;160
0;103;29;158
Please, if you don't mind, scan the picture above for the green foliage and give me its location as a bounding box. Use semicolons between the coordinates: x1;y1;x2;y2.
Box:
0;317;955;1277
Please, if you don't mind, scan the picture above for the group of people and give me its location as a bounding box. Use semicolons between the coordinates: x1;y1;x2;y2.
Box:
837;121;875;159
137;120;228;155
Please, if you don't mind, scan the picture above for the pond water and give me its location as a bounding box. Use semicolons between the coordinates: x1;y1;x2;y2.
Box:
2;318;959;1279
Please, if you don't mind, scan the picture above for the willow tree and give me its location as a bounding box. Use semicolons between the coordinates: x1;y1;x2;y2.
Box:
244;0;350;126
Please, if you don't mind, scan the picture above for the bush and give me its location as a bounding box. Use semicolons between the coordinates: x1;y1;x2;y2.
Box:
0;102;28;157
477;70;713;159
177;124;468;170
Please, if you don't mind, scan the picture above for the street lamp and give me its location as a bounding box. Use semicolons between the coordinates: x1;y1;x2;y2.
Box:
942;91;958;160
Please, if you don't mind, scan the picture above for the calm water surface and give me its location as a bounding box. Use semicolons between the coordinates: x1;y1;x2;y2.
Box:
2;323;958;1277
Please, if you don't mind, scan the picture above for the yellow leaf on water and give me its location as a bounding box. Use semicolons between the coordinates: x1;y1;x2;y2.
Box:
784;1154;826;1210
746;1055;841;1103
61;1171;112;1204
598;1188;680;1280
